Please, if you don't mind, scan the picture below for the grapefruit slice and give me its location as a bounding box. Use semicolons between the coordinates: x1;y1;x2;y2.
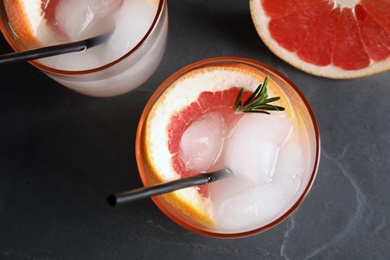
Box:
3;0;57;49
139;63;292;228
3;0;125;50
250;0;390;78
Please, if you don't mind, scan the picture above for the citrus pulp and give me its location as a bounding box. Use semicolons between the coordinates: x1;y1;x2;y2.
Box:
250;0;390;78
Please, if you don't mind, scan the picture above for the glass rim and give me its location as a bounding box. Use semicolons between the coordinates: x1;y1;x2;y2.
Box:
136;56;321;238
0;0;166;75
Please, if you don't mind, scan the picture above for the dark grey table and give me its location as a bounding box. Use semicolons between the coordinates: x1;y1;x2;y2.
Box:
1;0;389;259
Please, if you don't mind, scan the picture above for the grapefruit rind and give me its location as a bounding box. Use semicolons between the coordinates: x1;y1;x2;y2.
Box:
144;64;292;227
249;0;390;79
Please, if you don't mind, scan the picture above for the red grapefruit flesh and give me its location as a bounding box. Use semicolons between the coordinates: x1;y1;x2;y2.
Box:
250;0;390;78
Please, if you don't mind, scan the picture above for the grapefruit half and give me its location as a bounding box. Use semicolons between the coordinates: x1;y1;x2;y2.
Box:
137;61;292;228
250;0;390;78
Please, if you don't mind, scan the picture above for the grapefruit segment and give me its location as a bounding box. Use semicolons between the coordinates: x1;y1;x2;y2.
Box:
250;0;390;78
266;0;333;53
333;8;370;70
360;0;390;34
356;4;390;62
297;7;340;66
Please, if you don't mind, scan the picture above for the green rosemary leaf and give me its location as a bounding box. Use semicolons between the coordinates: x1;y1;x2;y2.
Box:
251;104;285;111
259;76;269;96
234;75;285;114
234;88;244;113
242;84;262;107
263;97;281;104
242;110;271;115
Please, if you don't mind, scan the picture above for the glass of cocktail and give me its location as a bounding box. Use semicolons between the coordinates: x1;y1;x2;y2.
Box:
136;56;320;238
0;0;168;97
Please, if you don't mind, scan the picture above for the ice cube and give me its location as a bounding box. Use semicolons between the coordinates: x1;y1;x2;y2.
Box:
215;183;288;231
234;113;293;145
55;0;122;41
105;0;156;57
273;142;305;199
210;175;254;207
89;0;123;17
179;112;226;172
224;114;292;185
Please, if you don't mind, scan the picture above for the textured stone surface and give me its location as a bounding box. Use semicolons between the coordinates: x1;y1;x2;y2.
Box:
1;0;389;259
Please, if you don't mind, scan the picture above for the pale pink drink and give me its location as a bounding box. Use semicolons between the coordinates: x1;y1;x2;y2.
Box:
0;0;168;97
136;57;320;238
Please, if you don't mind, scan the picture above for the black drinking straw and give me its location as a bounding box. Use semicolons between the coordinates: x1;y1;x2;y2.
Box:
108;169;233;206
0;31;112;65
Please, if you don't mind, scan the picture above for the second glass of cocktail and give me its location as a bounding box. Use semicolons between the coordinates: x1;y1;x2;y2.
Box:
0;0;168;97
136;57;320;238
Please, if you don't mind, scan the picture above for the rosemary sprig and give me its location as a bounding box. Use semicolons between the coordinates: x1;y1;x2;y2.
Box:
234;76;285;114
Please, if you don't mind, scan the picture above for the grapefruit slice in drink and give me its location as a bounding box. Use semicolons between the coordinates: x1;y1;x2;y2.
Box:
250;0;390;78
3;0;57;49
3;0;123;50
136;59;292;230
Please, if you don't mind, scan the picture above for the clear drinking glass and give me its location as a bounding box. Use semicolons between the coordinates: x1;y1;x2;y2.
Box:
0;0;168;97
136;57;320;238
